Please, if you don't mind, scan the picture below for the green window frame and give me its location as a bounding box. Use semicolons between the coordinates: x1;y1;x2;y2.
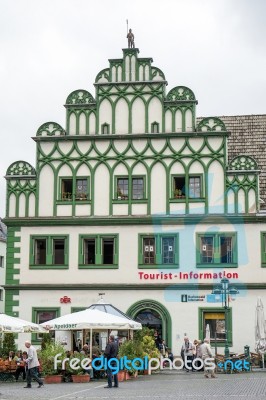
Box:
79;234;119;269
172;174;204;201
151;121;159;133
32;307;60;344
138;233;179;269
198;307;232;347
115;175;146;201
261;232;266;267
59;176;90;202
196;232;237;268
30;235;69;269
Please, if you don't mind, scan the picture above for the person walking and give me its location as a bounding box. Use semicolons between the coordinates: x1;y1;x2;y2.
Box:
104;335;119;388
24;341;44;388
200;338;216;378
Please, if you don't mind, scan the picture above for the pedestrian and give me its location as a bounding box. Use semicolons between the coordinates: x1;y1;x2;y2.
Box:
159;339;168;357
181;336;195;371
104;335;119;388
200;338;216;378
24;341;44;388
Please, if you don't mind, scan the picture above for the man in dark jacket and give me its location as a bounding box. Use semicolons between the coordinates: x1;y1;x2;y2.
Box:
104;335;119;388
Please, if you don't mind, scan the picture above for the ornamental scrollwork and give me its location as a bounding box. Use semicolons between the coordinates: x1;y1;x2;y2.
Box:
151;67;165;81
6;161;36;176
197;117;227;132
66;90;95;105
229;155;258;171
36;122;66;137
166;86;196;101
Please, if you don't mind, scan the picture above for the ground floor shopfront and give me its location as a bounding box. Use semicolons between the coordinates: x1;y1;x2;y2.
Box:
7;285;265;355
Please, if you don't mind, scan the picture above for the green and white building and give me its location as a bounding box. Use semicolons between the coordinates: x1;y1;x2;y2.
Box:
4;46;266;353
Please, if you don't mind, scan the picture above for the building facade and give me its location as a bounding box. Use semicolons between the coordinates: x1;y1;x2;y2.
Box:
0;219;7;312
4;47;266;353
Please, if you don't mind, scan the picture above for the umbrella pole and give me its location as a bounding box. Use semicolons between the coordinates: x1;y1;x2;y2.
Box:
90;328;93;359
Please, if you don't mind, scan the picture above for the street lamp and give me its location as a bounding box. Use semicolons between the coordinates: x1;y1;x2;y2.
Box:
211;278;239;359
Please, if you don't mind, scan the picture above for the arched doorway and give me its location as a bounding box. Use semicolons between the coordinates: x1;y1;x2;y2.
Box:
127;300;172;347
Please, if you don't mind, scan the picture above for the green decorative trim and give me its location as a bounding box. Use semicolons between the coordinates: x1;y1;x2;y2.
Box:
4;282;266;290
198;307;232;347
6;161;36;177
78;234;118;268
138;233;179;268
4;289;19;316
65;90;95;105
197;117;227;132
71;307;87;312
127;299;172;348
4;214;266;227
32;307;60;344
29;235;69;269
196;232;238;267
228;155;258;171
166;86;196;101
6;227;21;285
36;122;66;137
261;232;266;267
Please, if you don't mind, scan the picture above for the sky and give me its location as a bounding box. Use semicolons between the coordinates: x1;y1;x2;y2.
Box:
0;0;266;217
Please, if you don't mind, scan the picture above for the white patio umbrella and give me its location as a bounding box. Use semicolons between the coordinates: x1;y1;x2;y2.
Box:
0;313;48;333
205;324;211;340
41;308;142;357
255;297;266;368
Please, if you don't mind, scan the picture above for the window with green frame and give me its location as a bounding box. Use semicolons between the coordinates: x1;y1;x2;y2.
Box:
79;234;118;268
172;175;203;199
30;235;69;269
115;176;145;200
138;234;179;268
261;232;266;267
198;307;232;347
60;177;90;201
32;307;60;343
196;232;237;267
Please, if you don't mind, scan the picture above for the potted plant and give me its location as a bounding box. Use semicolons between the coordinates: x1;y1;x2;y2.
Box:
174;189;183;198
67;353;91;383
39;342;65;383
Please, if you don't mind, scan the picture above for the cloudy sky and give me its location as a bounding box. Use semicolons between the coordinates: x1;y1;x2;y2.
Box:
0;0;265;217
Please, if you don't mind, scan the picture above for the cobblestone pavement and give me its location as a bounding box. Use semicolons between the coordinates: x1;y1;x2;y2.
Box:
0;371;266;400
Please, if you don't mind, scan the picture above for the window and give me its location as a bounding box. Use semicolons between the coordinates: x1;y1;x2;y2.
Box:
116;176;145;200
172;175;203;199
79;235;118;268
151;122;159;133
261;232;266;267
199;308;232;347
196;233;237;267
101;123;110;134
139;234;179;268
0;256;4;267
60;177;89;201
30;235;69;269
32;308;60;342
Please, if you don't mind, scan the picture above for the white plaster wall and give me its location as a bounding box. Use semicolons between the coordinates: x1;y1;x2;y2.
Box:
227;189;236;213
175;110;182;133
189;202;205;214
150;162;166;214
185;109;193;132
131;56;136;81
18;193;26;217
111;66;116;82
117;66;122;82
148;97;162;132
112;204;129;216
125;56;130;81
89;113;96;135
165;110;172;133
94;164;109;216
132;98;145;134
69;113;76;135
170;203;186;214
57;205;72;216
248;189;256;213
115;98;129;134
238;189;246;213
28;193;36;217
145;65;149;80
79;112;86;135
207;161;224;214
99;99;112;133
131;204;147;215
75;204;91;216
139;65;144;81
39;165;54;216
8;193;16;217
